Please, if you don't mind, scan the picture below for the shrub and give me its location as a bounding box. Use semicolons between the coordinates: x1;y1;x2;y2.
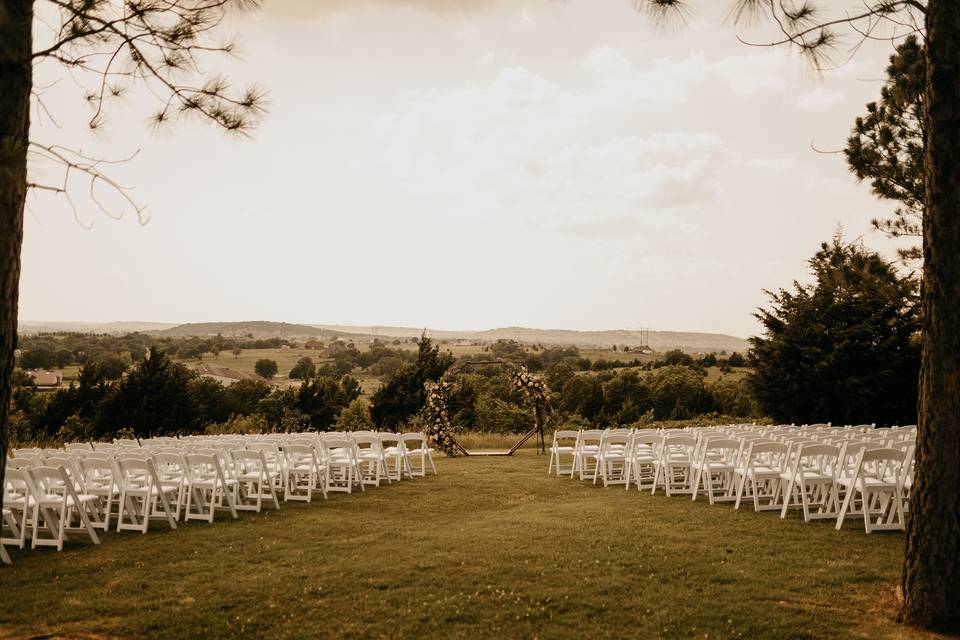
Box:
254;358;278;379
205;414;268;435
57;414;93;443
336;398;374;431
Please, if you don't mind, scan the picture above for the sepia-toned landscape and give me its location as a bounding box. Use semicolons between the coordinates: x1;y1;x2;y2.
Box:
1;1;959;638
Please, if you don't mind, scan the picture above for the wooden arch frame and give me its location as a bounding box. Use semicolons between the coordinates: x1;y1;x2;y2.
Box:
443;359;547;457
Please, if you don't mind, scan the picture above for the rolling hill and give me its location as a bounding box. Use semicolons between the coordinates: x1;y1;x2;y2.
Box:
19;319;751;353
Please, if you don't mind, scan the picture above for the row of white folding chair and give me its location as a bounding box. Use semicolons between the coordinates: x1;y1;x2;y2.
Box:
16;430;437;501
553;426;913;535
557;428;697;482
667;432;912;533
173;431;435;481
2;433;437;560
715;436;912;533
2;464;102;552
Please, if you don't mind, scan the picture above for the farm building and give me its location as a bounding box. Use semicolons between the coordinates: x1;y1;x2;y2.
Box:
26;370;62;388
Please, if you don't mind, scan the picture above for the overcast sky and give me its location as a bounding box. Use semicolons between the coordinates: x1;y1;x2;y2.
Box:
19;0;911;338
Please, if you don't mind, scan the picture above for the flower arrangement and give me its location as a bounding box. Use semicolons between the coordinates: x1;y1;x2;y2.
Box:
423;378;462;457
510;365;550;453
510;365;549;405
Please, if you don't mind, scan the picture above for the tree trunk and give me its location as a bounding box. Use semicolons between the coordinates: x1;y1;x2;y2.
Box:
0;1;34;518
902;0;960;629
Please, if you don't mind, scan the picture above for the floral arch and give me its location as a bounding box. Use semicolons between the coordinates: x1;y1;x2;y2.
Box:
423;361;549;457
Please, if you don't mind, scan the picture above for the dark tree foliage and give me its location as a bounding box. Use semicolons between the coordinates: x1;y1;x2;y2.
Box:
601;370;651;424
288;356;316;380
661;349;694;366
560;375;605;420
18;348;56;369
726;352;746;367
254;358;278;379
295;375;360;430
54;349;73;368
749;237;920;426
370;335;454;428
96;354;129;380
96;347;197;437
221;378;271;415
845;35;925;263
646;365;710;420
34;363;112;438
187;377;231;427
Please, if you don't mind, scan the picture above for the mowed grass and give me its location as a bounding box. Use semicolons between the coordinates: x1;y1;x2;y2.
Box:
0;453;932;640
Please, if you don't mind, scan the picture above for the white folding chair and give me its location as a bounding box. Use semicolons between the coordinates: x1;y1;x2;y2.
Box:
548;430;580;477
353;434;388;487
593;431;632;487
2;467;32;550
151;452;188;522
778;443;840;522
401;433;437;477
184;454;238;522
232;450;281;512
116;458;178;533
836;447;908;533
246;442;286;497
283;444;326;501
378;433;412;481
691;438;740;504
323;438;357;493
625;432;661;491
571;429;604;480
25;466;101;551
80;457;122;531
734;441;789;512
652;435;697;496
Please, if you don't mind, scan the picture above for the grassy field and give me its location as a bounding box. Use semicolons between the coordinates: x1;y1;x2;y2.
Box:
0;452;932;640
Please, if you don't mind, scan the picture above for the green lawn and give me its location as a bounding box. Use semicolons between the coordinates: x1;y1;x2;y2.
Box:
0;452;932;640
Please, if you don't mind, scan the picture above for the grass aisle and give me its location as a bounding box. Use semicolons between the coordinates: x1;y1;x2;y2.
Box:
0;452;934;640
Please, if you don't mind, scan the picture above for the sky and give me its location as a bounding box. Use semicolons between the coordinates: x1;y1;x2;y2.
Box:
19;0;913;338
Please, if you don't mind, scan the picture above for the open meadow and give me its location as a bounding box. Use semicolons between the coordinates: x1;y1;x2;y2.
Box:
0;450;928;640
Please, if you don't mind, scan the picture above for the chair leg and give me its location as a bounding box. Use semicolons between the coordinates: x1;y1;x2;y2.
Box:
862;487;872;533
734;473;747;510
75;501;101;545
836;484;855;530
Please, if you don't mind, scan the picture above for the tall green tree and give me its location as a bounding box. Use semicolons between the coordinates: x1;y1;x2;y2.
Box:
370;335;454;428
96;347;197;437
750;237;920;426
643;2;957;626
845;36;925;263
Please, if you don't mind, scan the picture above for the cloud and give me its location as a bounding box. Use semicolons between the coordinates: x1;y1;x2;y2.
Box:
797;87;844;111
361;51;748;238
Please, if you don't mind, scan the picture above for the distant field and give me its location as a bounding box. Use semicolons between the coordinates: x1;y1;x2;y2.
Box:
55;345;749;395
